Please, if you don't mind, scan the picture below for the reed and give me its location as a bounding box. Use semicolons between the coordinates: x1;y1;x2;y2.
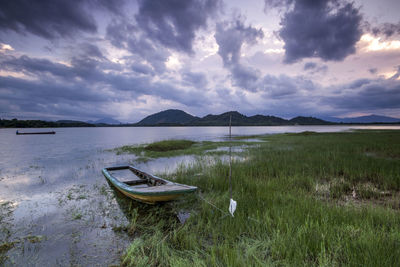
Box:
121;130;400;266
113;139;261;159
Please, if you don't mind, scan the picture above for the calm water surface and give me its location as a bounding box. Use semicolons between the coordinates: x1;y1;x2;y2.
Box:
0;125;399;266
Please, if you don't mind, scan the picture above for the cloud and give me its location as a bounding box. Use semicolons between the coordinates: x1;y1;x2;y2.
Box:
1;54;74;79
347;79;371;89
0;0;93;39
304;62;317;70
106;19;170;74
79;43;105;59
0;53;209;119
131;63;155;75
372;22;400;38
182;71;208;88
135;0;221;53
303;62;328;74
267;0;363;63
260;74;316;97
369;68;378;74
325;75;400;111
0;0;129;40
230;64;260;91
215;19;264;67
215;18;264;91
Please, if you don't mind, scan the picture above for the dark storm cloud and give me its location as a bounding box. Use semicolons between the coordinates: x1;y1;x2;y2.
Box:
0;0;126;39
303;62;317;70
266;0;363;63
0;52;209;118
390;66;400;80
215;18;264;91
0;75;107;103
303;62;328;74
135;0;221;53
1;54;74;79
106;0;220;75
215;19;264;67
106;20;170;74
260;74;316;98
325;71;400;111
0;0;95;39
1;53;112;82
369;68;378;74
230;65;260;91
150;81;208;107
131;63;155;75
91;0;126;15
79;43;105;59
182;71;208;88
372;22;400;38
348;79;371;89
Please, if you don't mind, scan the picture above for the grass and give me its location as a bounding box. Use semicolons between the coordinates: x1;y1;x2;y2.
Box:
118;130;400;266
72;211;83;220
113;139;261;160
145;140;196;152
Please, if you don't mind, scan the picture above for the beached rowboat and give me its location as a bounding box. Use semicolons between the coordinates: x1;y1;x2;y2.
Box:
102;166;197;204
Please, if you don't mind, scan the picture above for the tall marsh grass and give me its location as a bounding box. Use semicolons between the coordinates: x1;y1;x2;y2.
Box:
121;130;400;266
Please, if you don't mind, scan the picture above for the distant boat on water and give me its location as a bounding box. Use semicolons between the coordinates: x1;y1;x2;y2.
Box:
16;130;56;135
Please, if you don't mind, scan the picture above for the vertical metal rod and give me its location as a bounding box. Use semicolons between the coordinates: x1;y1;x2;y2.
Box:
229;115;232;200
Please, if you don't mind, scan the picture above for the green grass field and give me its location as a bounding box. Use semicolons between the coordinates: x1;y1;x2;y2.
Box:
119;130;400;267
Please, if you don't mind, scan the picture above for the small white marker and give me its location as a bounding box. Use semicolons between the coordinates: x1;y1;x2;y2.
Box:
229;198;237;217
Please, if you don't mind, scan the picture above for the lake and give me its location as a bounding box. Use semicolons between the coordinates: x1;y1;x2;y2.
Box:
1;125;399;266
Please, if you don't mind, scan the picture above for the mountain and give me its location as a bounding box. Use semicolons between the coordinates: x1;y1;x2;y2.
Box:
136;109;198;126
290;116;331;125
55;120;94;127
323;115;400;123
134;109;331;126
193;111;289;126
56;120;85;123
248;114;288;125
92;118;121;125
195;111;247;126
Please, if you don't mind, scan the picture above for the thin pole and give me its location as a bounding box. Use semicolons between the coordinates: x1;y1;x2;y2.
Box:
229;115;232;200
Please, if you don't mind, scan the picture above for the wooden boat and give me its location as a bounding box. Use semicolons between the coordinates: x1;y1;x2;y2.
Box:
16;130;56;135
102;166;197;204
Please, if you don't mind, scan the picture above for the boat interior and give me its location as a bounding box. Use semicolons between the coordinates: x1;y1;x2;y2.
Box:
109;166;166;187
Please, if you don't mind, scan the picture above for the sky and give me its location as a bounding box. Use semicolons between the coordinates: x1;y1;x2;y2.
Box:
0;0;399;122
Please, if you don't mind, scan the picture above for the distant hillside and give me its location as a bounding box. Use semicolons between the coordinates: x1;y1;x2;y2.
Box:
134;110;331;126
323;115;400;123
193;111;289;126
290;116;331;125
1;119;95;128
89;118;121;125
136;109;198;126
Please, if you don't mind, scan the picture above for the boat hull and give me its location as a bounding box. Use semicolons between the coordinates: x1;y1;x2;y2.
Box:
16;131;56;135
112;187;182;204
102;166;197;204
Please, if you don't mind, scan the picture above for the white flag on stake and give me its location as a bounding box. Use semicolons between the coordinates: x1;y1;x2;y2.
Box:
229;198;237;217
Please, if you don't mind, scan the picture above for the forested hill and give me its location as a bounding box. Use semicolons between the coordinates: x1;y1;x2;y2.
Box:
0;119;95;128
136;109;199;126
135;110;332;126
